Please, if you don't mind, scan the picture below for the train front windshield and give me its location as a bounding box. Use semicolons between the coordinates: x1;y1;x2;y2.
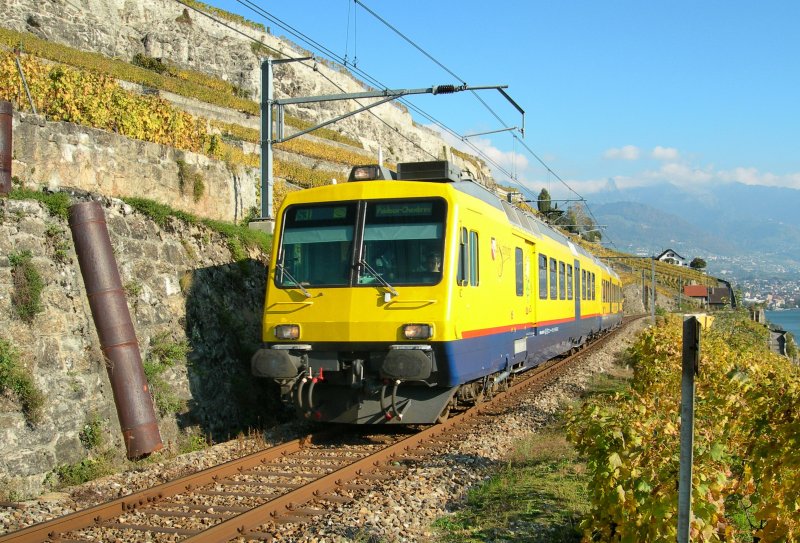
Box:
276;199;446;289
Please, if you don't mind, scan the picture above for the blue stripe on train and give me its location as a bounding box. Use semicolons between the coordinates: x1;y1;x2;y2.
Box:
438;314;622;387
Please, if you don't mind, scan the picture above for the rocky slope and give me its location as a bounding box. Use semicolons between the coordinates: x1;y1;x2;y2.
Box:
0;194;278;499
0;0;493;179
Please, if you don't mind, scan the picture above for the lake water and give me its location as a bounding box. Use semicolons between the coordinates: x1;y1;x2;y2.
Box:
765;308;800;338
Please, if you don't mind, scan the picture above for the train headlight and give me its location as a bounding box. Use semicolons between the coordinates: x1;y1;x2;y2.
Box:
274;324;300;340
403;324;433;340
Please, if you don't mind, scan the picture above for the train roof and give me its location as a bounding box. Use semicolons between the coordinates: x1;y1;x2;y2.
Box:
452;176;618;279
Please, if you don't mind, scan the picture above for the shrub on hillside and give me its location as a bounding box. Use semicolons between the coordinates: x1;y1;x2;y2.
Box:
568;312;800;541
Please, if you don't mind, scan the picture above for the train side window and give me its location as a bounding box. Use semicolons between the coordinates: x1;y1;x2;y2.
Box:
457;227;467;285
539;254;548;299
582;270;587;300
469;230;479;286
591;273;596;300
515;247;523;296
558;261;566;300
549;258;557;299
567;265;573;300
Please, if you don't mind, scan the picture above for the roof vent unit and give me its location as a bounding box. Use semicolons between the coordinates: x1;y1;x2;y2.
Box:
396;160;462;183
348;165;397;182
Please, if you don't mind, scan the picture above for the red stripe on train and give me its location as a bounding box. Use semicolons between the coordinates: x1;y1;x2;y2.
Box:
461;312;606;339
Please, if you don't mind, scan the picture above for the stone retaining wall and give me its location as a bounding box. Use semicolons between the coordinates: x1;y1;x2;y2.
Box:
0;194;277;499
10;111;258;224
0;0;494;180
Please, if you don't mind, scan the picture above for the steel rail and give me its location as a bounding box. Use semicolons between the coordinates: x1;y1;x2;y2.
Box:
195;317;640;541
0;316;639;542
0;437;315;542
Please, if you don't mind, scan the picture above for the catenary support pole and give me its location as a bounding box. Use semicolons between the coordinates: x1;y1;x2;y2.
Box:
651;258;656;323
260;58;274;222
259;56;312;225
641;269;646;312
256;56;514;225
69;201;162;459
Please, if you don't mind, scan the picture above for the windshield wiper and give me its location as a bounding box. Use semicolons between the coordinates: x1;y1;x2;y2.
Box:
359;259;398;297
275;262;312;298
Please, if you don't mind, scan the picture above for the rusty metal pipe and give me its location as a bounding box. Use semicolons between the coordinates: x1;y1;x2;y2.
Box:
68;201;162;459
0;101;12;195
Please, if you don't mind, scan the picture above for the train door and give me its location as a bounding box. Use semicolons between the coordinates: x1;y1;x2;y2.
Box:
574;259;581;319
525;241;535;321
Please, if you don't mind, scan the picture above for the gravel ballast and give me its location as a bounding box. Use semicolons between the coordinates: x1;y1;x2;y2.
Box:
1;319;648;542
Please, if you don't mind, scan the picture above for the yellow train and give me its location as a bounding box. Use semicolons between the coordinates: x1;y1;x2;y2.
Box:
251;160;623;424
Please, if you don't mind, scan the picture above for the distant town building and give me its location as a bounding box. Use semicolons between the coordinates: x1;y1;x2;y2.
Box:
684;285;709;306
749;307;766;324
708;287;733;309
655;249;688;267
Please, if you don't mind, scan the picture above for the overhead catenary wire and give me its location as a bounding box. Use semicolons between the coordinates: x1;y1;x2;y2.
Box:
177;0;614;246
173;0;286;59
343;0;351;65
353;0;358;66
174;0;439;161
353;0;616;248
353;0;512;131
230;0;519;174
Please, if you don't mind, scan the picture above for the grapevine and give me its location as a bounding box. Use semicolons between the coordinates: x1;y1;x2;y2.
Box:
568;312;800;542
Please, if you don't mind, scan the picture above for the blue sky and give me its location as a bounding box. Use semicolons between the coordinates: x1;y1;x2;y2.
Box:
206;1;799;199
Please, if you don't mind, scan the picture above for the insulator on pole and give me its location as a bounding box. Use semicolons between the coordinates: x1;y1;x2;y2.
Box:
432;84;456;95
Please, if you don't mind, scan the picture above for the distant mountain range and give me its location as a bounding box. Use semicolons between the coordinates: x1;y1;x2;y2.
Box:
585;182;800;281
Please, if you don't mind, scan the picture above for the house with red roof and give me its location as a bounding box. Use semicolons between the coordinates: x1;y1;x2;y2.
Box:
684;285;709;306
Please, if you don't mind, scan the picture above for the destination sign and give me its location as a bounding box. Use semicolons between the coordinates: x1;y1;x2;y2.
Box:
294;206;348;222
375;202;433;217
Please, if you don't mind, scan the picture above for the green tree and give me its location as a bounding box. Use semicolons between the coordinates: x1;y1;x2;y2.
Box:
562;207;580;234
690;257;707;269
537;188;551;214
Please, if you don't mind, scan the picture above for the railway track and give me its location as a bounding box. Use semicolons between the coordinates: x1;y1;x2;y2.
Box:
0;317;639;543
